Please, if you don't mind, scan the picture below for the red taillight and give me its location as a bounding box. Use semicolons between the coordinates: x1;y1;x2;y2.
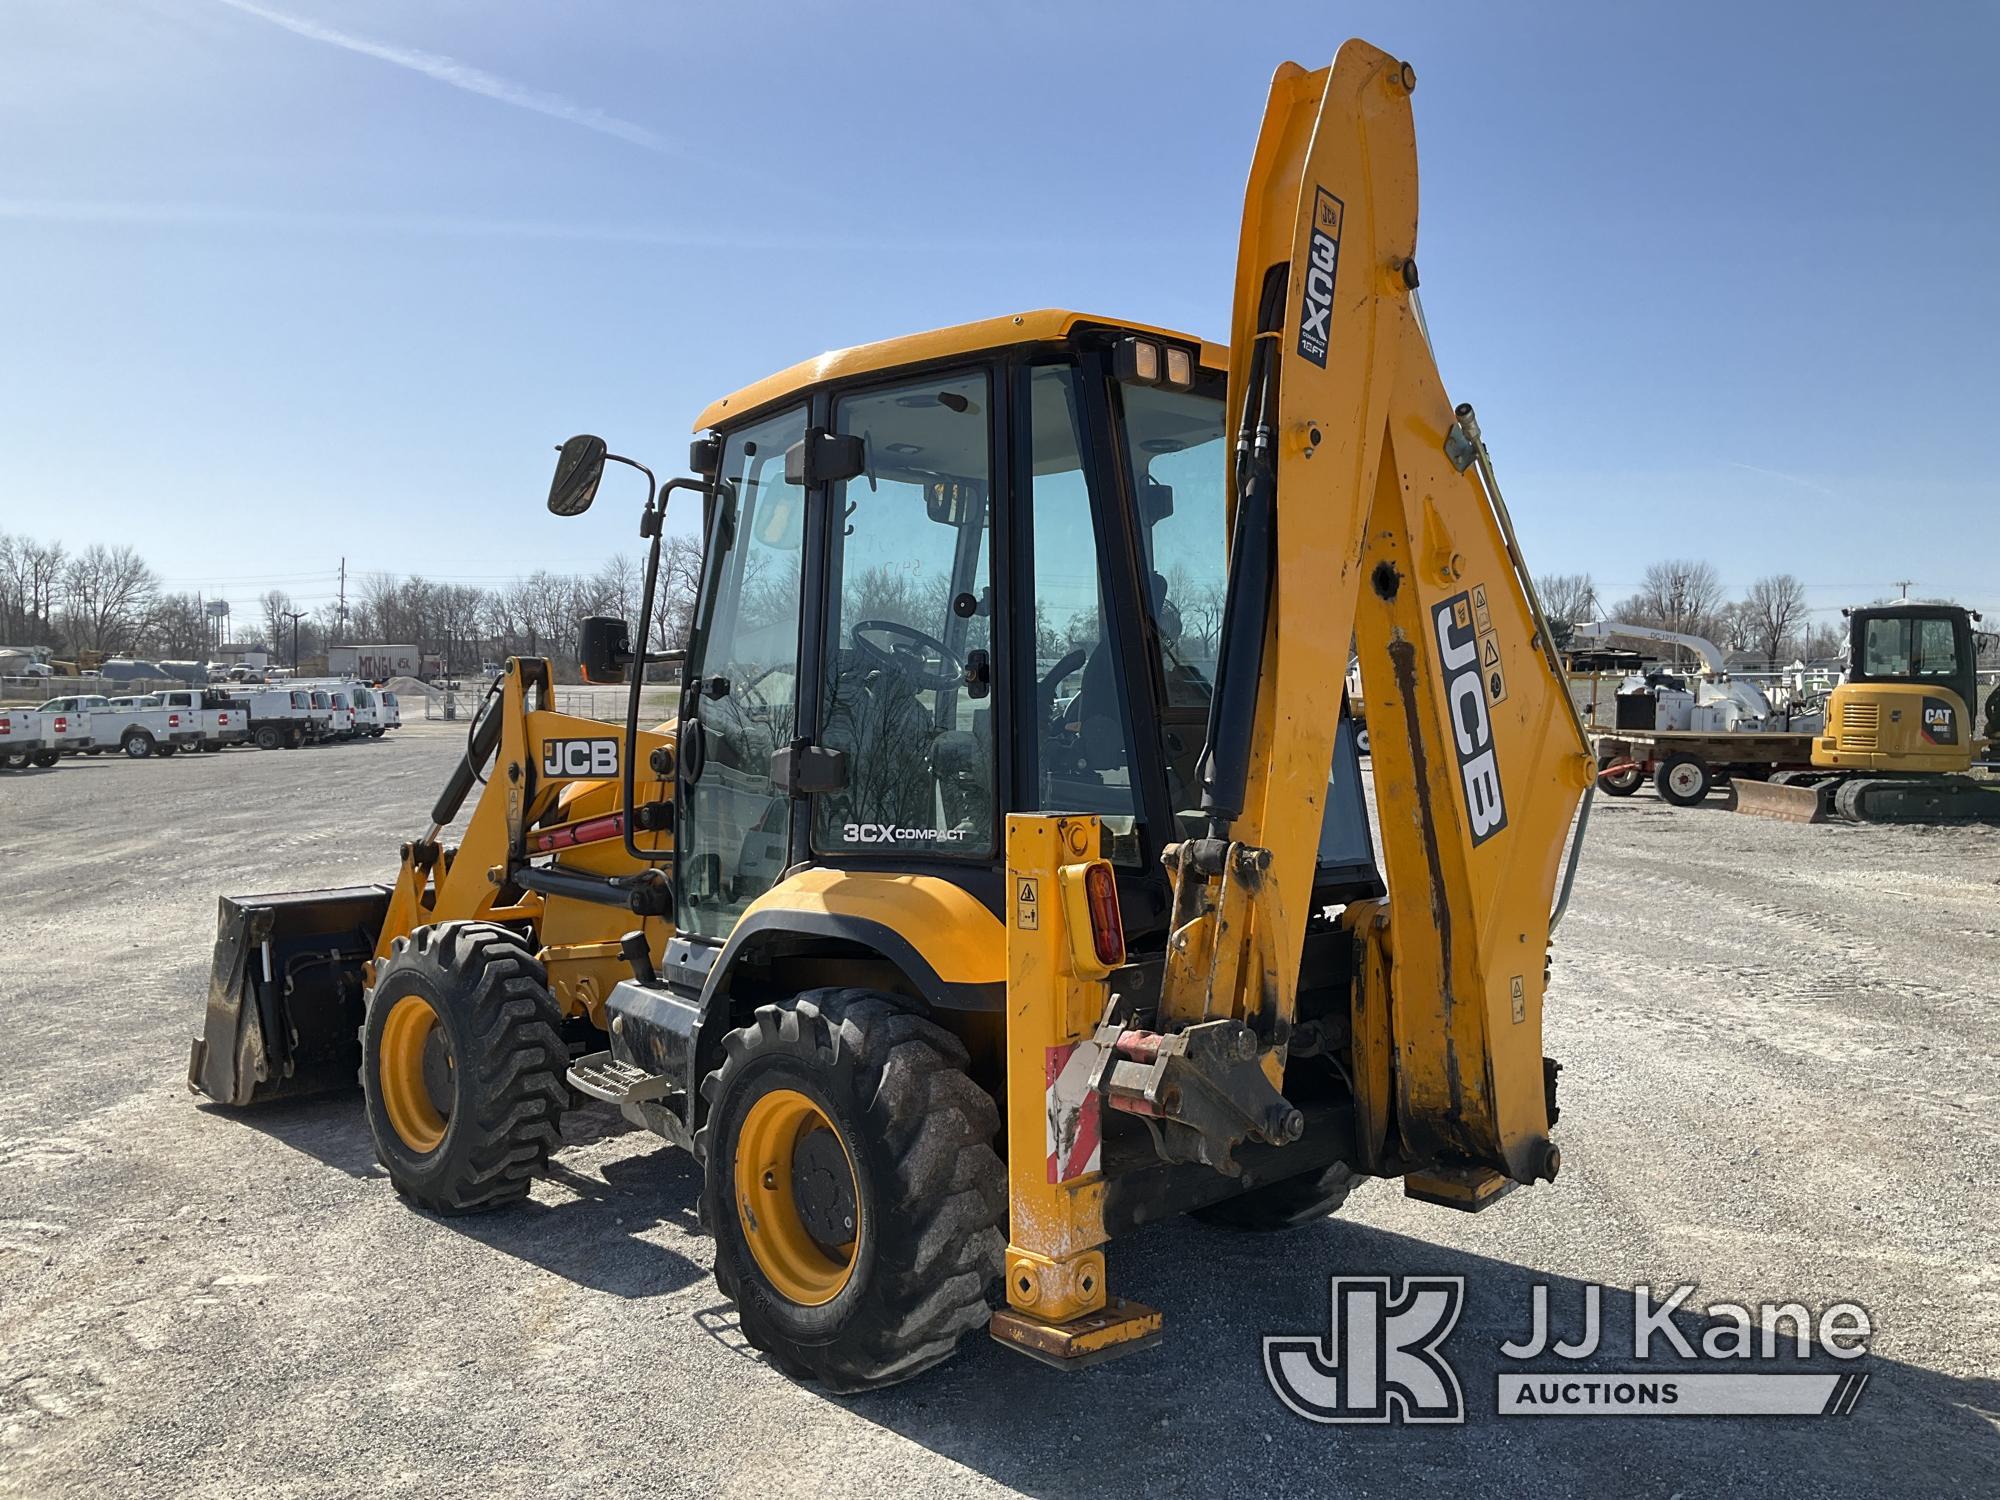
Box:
1083;861;1124;968
54;716;67;731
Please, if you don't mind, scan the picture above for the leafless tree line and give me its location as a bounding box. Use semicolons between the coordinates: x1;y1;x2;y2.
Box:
1538;562;1838;669
2;528;703;673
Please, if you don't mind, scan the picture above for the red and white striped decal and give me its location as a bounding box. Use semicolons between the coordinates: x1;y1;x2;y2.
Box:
1044;1041;1103;1184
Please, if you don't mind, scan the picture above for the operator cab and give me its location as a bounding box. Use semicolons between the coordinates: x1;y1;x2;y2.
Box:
671;311;1380;951
1845;604;1978;711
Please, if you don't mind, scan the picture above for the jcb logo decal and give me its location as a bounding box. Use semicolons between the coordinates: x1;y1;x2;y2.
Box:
1434;592;1508;844
1295;187;1345;368
541;738;618;779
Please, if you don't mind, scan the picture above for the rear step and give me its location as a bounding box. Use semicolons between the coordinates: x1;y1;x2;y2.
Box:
567;1051;674;1106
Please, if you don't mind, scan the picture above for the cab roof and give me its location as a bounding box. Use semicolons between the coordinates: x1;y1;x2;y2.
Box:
693;309;1228;432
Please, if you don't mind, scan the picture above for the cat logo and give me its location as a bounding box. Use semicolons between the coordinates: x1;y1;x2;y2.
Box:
1433;590;1508;844
540;738;619;779
1920;698;1958;746
1295;187;1345;368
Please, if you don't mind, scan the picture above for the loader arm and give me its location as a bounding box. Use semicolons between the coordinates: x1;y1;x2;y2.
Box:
1160;40;1594;1186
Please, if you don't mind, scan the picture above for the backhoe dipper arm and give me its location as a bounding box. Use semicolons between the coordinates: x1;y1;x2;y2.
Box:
1159;40;1594;1187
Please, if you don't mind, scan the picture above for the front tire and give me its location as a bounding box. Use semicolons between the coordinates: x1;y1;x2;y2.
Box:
1193;1161;1359;1231
1655;752;1712;806
698;989;1006;1392
361;922;569;1213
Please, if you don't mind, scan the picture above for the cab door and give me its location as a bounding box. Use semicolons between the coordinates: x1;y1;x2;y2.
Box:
676;403;811;939
809;369;999;866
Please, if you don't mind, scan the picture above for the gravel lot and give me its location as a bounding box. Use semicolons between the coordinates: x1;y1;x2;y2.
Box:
2;725;1994;1498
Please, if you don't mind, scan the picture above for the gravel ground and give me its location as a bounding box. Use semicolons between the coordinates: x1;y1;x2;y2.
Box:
1;726;1994;1498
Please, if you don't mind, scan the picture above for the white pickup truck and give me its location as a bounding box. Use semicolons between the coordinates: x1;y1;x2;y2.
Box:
81;695;205;759
226;687;319;750
151;688;251;751
0;708;59;768
31;695;111;759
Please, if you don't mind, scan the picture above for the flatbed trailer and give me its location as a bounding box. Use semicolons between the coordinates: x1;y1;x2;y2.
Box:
1589;728;1817;807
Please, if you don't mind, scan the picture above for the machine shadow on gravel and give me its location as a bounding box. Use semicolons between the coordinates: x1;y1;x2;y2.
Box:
819;1217;1998;1500
210;1095;709;1299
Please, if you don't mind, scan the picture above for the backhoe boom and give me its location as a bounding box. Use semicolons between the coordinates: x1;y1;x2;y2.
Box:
1158;40;1594;1187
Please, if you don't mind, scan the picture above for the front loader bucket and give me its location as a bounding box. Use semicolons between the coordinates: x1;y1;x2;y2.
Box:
1730;778;1831;824
188;885;390;1107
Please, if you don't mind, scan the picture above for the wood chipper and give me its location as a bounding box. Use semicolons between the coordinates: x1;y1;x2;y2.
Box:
191;38;1596;1390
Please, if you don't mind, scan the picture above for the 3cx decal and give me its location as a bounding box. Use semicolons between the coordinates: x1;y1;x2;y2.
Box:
1295;187;1344;368
540;738;619;778
842;823;968;845
1265;1276;1873;1423
1433;591;1508;844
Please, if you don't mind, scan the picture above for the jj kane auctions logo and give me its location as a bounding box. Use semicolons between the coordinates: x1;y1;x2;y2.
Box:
1266;1277;1872;1422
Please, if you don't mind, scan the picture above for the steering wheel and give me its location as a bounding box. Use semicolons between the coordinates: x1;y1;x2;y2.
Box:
852;619;961;690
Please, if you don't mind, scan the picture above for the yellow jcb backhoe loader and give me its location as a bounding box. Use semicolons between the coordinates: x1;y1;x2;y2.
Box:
1731;602;1999;822
190;38;1596;1390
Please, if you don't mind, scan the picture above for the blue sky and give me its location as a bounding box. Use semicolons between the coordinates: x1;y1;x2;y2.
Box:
2;1;1994;629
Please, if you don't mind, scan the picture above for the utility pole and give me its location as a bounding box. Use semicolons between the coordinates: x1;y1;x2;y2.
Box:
337;557;348;637
283;610;307;672
1894;579;1914;600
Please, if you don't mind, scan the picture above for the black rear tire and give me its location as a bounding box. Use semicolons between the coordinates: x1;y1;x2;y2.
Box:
1655;751;1712;806
254;725;282;751
30;750;59;768
1192;1162;1359;1231
698;989;1006;1392
1596;755;1644;796
361;922;569;1214
122;731;155;759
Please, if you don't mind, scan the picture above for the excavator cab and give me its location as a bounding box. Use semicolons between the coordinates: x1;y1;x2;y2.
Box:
1821;604;1981;774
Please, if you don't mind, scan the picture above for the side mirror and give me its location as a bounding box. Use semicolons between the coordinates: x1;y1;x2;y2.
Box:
549;435;608;516
579;616;632;684
784;430;866;488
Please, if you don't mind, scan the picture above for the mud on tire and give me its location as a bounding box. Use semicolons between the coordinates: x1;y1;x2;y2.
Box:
698;988;1006;1392
361;921;569;1214
1191;1161;1359;1231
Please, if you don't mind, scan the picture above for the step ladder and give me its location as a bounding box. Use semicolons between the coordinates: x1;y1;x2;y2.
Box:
567;1050;674;1106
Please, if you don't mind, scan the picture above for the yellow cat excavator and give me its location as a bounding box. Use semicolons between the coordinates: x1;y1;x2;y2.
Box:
1731;602;1999;822
190;38;1595;1389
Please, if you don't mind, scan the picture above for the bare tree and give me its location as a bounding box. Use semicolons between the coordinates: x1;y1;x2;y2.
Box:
1;533;67;645
1535;573;1599;648
1745;573;1808;668
147;592;209;658
62;544;157;652
1612;559;1725;666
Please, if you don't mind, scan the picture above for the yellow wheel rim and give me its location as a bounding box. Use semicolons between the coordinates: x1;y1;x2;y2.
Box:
732;1088;859;1307
379;994;451;1153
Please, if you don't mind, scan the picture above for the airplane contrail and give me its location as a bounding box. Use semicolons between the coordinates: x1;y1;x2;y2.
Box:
212;0;676;155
